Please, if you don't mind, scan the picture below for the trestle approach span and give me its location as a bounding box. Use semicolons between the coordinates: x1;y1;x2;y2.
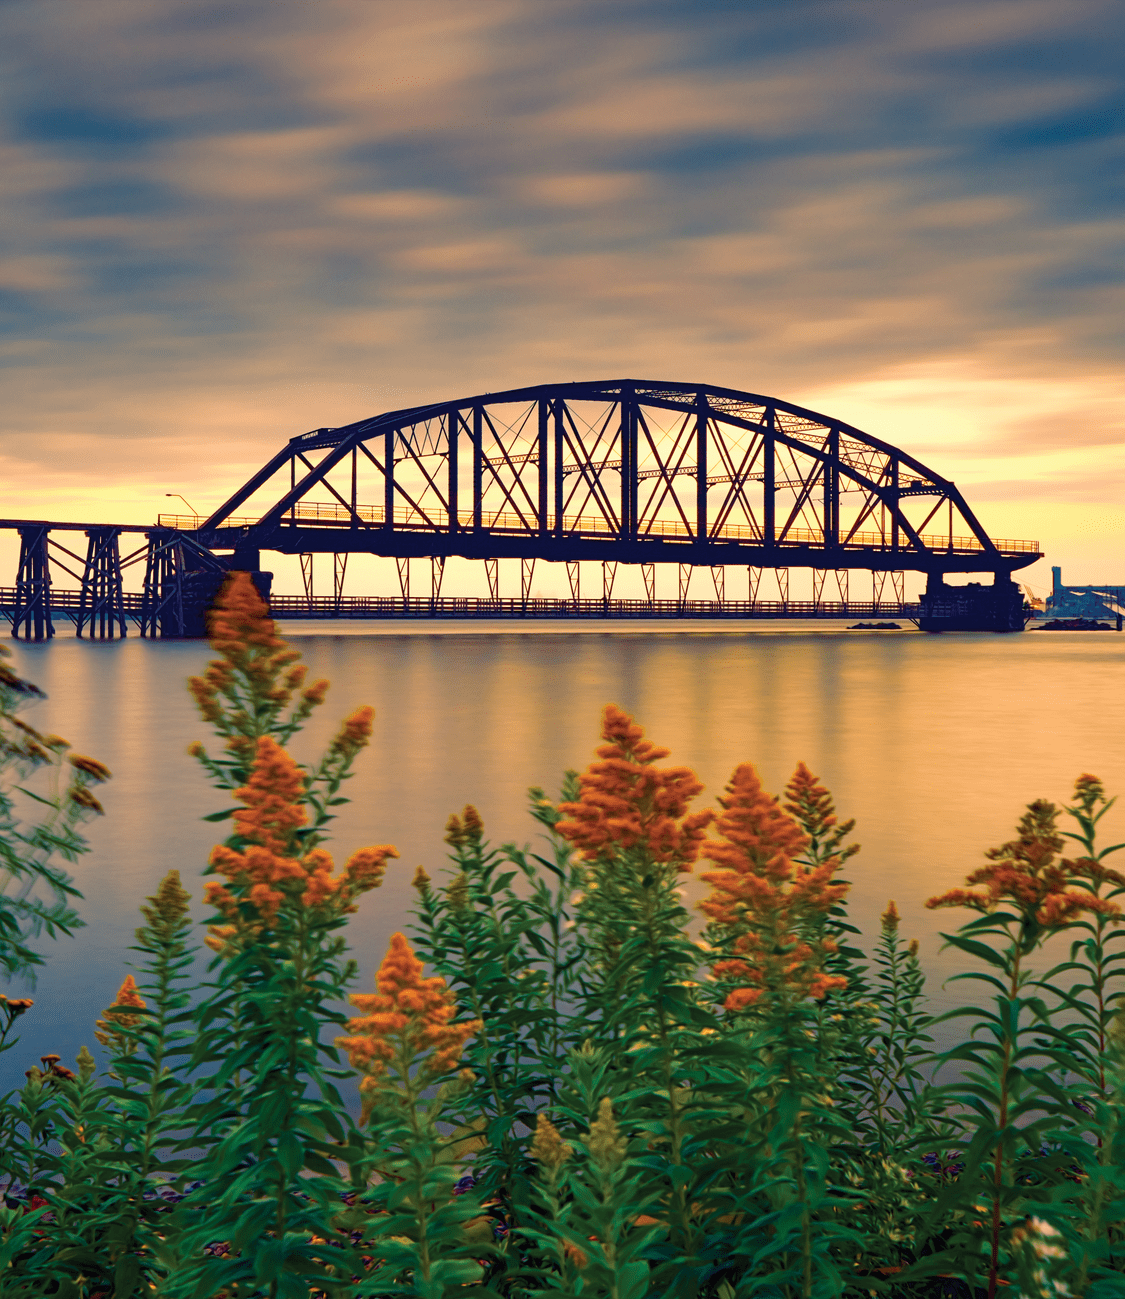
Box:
4;379;1042;638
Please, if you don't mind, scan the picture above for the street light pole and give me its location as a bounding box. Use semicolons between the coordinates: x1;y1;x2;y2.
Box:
164;493;199;522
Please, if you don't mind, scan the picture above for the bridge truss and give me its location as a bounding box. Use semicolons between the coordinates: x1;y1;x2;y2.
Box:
185;379;1038;576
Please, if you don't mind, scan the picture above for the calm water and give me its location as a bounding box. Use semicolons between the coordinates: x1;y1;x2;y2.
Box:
4;621;1124;1086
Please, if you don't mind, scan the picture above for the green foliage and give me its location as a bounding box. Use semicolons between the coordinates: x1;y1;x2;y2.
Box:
0;645;105;982
169;902;361;1299
356;1070;497;1299
408;798;583;1233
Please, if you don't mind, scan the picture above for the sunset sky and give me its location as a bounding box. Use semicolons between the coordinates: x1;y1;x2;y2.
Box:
1;0;1122;598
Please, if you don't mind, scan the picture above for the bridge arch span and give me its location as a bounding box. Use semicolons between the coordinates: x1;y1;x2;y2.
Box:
185;379;1038;578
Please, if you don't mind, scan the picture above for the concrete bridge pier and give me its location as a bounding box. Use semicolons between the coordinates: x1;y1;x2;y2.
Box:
919;572;1028;632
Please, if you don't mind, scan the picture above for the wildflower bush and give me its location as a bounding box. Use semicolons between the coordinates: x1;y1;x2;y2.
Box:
1;573;1124;1299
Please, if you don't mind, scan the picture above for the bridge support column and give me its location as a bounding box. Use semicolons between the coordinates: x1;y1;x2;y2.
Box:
711;566;725;603
834;570;849;605
872;570;904;610
231;547;260;571
396;556;410;602
140;533;185;639
76;529;126;640
12;526;53;641
334;554;348;612
641;563;655;607
678;564;692;612
485;558;499;600
301;554;315;609
920;572;1026;632
602;561;617;609
566;561;580;606
521;558;534;609
431;556;445;607
748;566;762;604
139;531;237;638
812;569;826;611
776;568;789;606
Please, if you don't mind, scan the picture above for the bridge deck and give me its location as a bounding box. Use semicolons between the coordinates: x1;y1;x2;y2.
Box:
156;506;1039;560
1;587;920;625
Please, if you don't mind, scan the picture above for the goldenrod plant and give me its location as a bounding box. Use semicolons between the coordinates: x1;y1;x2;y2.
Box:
2;578;1125;1297
169;575;396;1299
920;792;1125;1299
336;930;490;1298
0;645;108;983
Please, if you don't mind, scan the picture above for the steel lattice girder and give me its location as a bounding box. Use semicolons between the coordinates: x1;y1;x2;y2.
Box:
194;380;1041;576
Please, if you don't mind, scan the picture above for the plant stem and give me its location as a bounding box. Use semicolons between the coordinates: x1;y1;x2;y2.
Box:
988;942;1023;1299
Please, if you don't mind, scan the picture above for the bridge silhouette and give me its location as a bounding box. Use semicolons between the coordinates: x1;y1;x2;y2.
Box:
3;379;1041;639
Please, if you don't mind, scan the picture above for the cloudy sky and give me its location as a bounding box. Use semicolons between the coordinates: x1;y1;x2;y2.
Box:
1;0;1122;595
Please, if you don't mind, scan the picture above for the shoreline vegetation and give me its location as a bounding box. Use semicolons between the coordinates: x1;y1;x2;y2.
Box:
1;572;1123;1299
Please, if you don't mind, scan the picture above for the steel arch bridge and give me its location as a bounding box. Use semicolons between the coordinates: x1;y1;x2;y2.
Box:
4;379;1043;639
185;378;1038;578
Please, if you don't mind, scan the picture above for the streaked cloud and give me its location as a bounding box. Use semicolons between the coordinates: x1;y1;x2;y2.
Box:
0;0;1121;585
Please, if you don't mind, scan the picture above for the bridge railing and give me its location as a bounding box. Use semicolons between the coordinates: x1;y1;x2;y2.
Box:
158;506;1039;557
267;595;921;620
2;586;921;625
0;588;145;613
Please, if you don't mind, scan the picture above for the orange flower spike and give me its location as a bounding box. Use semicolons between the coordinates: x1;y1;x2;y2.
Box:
203;881;238;918
230;737;309;854
330;706;375;759
461;804;485;841
302;679;330;708
68;754;112;783
95;975;148;1049
113;975;146;1011
206;571;283;653
248;882;285;919
701;761;850;1011
1073;773;1106;814
783;761;859;865
342;845;398;892
701;764;808;884
556;704;710;868
784;761;836;833
207;730;397;925
190;572;322;743
926;796;1121;927
337;933;480;1095
188;676;223;723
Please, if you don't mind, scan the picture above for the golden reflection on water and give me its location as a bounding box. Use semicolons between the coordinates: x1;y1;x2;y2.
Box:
5;621;1123;1076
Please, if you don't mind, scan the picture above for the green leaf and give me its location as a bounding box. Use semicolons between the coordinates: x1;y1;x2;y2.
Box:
939;933;1010;969
277;1130;303;1180
112;1251;142;1298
